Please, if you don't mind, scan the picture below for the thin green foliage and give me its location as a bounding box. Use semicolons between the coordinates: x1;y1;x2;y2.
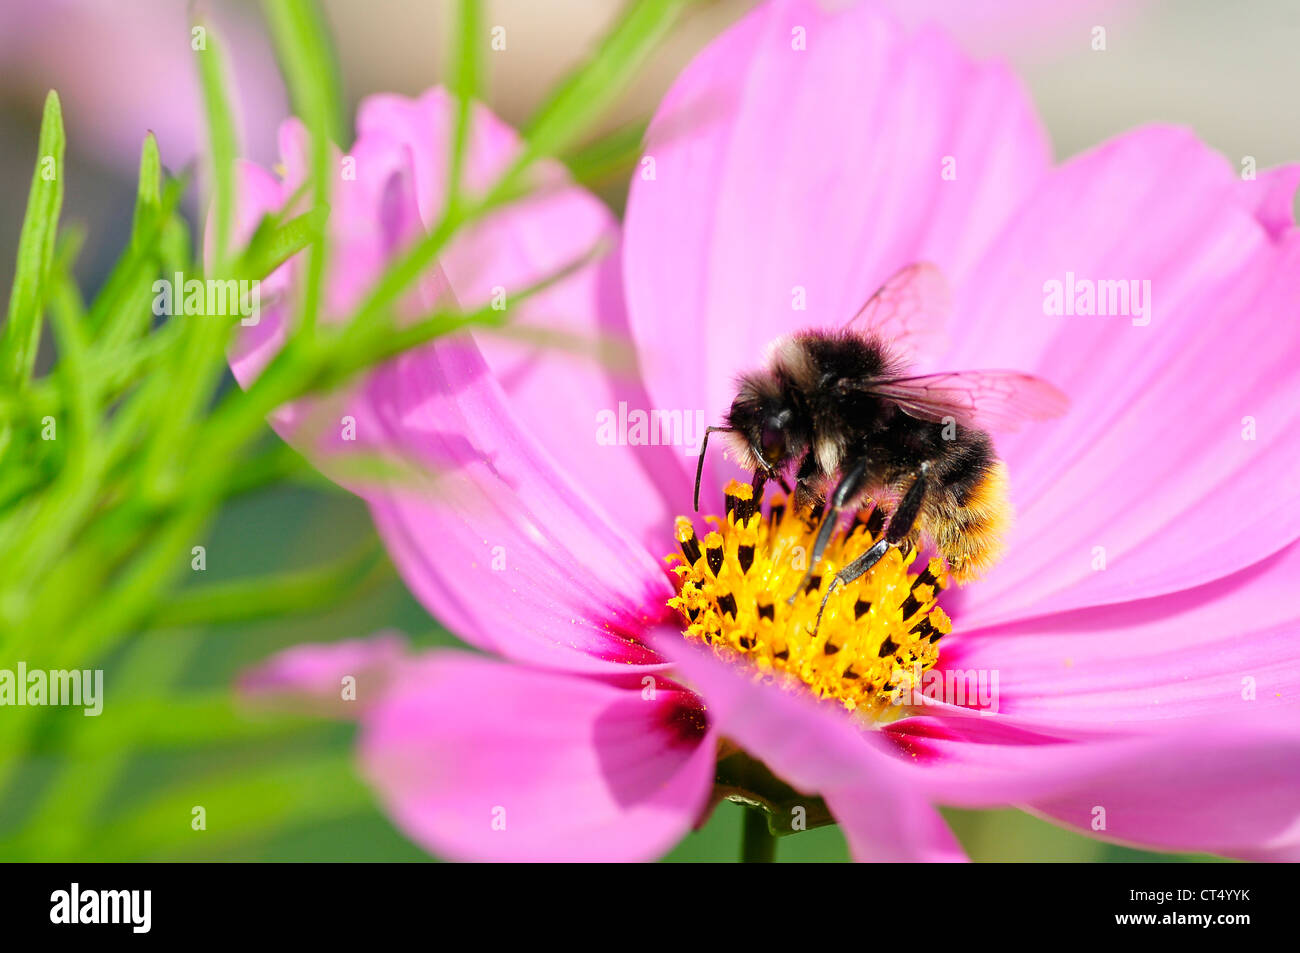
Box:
261;0;342;336
0;0;695;859
2;91;65;387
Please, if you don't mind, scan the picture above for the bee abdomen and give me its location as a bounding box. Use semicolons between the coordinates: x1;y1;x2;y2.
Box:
930;459;1011;584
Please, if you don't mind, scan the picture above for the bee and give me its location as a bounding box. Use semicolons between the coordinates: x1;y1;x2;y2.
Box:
694;262;1068;610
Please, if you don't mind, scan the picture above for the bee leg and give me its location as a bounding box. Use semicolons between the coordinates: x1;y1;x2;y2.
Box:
813;467;929;632
882;463;930;548
753;468;794;510
787;458;869;604
788;449;822;512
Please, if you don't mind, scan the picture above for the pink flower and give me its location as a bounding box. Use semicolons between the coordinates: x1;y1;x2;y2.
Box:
1;0;286;172
234;0;1300;861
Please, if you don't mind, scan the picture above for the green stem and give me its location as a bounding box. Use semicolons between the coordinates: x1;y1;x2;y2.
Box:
741;807;777;863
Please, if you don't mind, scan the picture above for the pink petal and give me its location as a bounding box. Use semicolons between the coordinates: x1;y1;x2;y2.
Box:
237;632;408;717
225;159;295;385
226;113;675;673
358;652;715;862
940;540;1300;729
887;713;1300;860
355;88;693;555
658;633;966;861
357;334;676;672
623;0;1050;481
1;0;287;173
949;127;1300;627
1239;162;1300;240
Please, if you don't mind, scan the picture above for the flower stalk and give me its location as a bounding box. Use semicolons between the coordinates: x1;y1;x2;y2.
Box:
741;807;777;864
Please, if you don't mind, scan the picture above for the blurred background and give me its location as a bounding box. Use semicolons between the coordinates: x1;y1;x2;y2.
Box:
3;0;1289;861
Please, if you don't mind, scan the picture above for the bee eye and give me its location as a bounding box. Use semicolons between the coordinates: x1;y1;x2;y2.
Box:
759;420;786;465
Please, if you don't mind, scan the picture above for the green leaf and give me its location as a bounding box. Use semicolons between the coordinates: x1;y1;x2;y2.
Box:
194;20;239;267
261;0;344;335
3;90;66;385
35;695;314;757
259;0;345;145
324;236;610;386
512;0;686;177
46;230;95;457
240;203;331;281
134;20;244;500
131;132;162;250
561;119;648;195
128;132;190;293
92;170;189;347
446;0;485;211
351;0;686;330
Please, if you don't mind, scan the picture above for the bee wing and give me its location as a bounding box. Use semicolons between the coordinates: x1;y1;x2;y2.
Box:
867;370;1069;432
845;262;952;364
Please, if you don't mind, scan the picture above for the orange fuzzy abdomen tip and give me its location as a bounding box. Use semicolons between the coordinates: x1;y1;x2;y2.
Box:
934;460;1012;584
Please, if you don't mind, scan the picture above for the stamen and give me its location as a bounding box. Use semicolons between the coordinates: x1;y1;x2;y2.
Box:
704;533;725;577
665;481;953;717
675;517;702;565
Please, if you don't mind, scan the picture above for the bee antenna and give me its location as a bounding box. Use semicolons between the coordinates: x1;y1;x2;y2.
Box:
694;427;733;512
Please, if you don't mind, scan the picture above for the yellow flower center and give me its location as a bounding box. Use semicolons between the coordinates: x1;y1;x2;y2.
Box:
666;480;952;718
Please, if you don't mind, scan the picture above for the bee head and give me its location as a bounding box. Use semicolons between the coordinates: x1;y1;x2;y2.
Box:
693;371;808;513
725;373;806;474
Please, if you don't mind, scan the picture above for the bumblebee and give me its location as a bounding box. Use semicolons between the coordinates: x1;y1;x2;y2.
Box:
695;263;1067;609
